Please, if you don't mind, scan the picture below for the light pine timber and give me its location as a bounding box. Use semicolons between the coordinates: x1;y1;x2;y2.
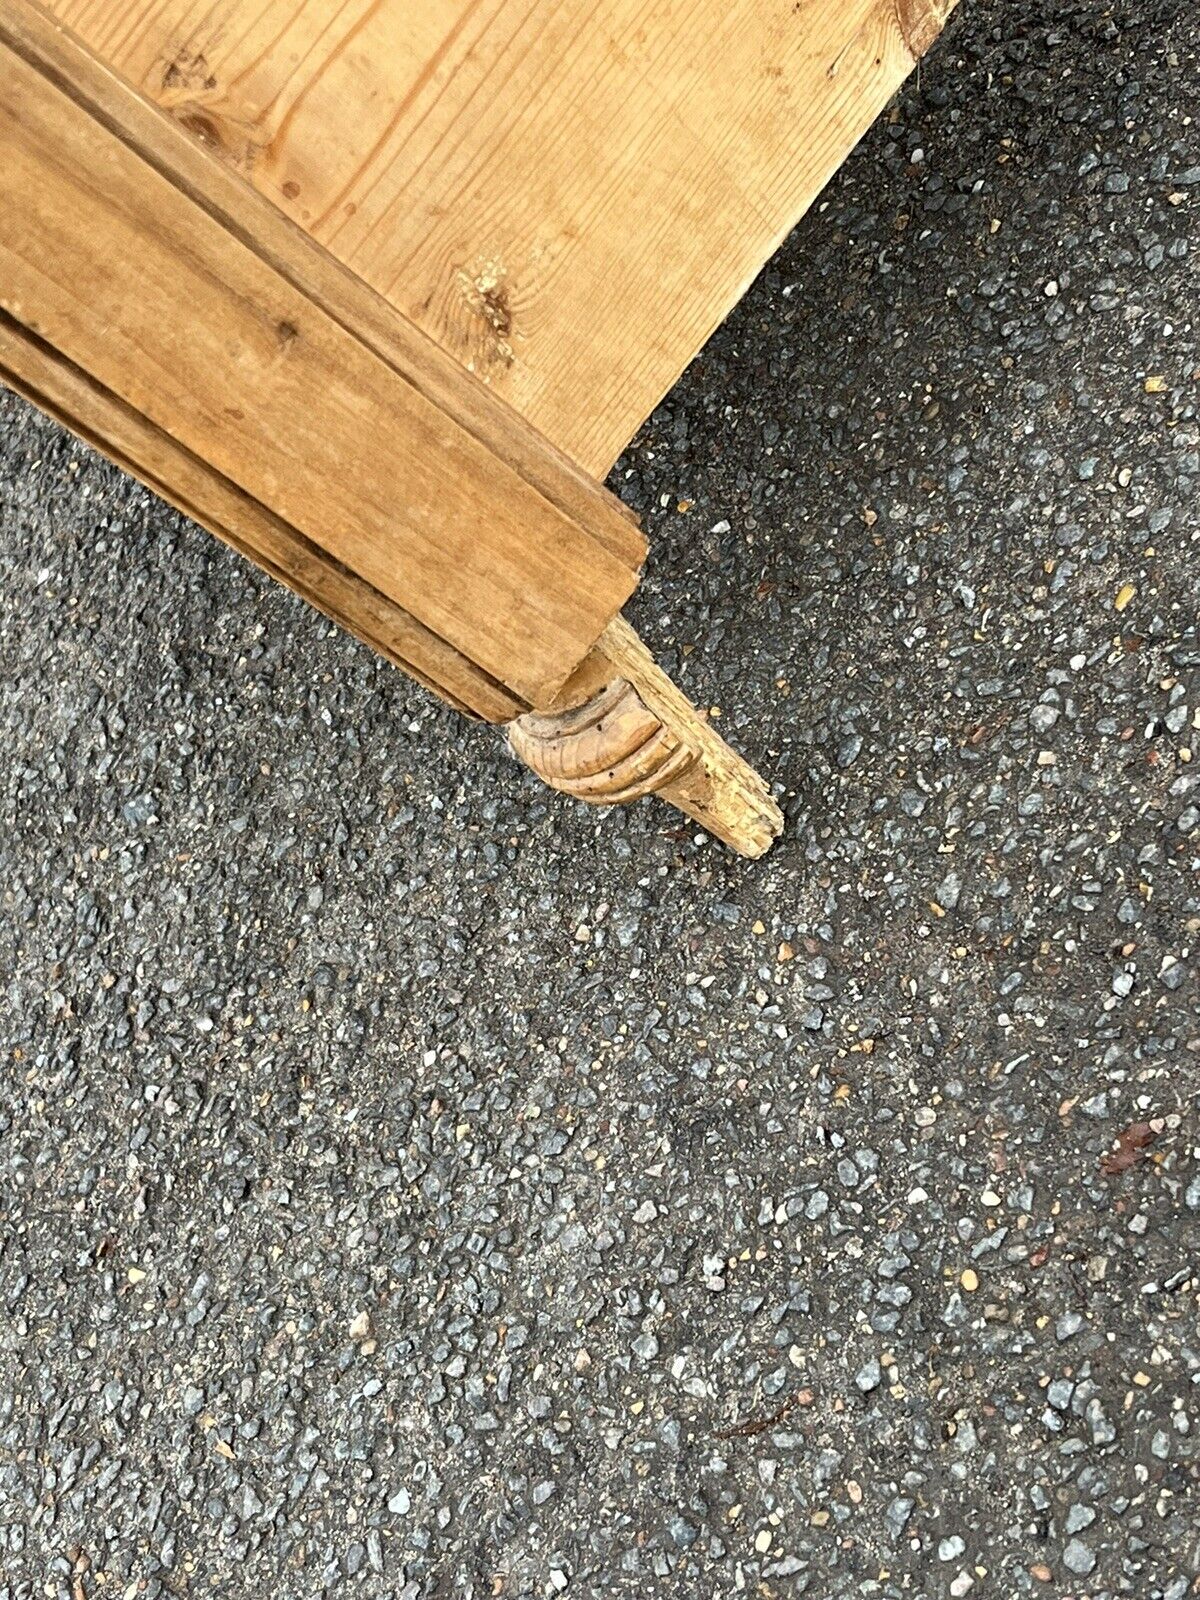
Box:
0;0;645;716
0;0;782;852
0;0;958;853
44;0;957;478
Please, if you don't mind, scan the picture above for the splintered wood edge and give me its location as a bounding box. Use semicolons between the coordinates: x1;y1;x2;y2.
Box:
894;0;958;61
509;617;783;858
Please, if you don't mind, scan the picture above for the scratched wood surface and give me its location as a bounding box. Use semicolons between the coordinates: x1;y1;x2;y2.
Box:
44;0;954;477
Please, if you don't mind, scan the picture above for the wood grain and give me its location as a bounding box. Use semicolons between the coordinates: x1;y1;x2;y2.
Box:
0;2;645;713
43;0;956;476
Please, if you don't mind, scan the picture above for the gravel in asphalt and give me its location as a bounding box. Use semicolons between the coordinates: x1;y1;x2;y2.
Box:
2;2;1199;1596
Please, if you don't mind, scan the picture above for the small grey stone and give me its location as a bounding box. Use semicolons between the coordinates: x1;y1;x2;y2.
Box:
366;1531;383;1574
1063;1539;1096;1577
234;1483;264;1521
1047;1379;1075;1412
855;1359;881;1394
934;871;962;910
1085;1397;1116;1446
884;1498;914;1540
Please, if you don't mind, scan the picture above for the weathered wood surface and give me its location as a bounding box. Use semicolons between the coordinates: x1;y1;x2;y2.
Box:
0;0;645;716
44;0;956;476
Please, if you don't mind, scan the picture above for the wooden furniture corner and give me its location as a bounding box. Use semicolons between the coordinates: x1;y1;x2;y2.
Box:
0;0;956;858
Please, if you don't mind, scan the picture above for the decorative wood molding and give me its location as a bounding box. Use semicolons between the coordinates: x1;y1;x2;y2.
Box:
509;619;783;858
508;679;698;805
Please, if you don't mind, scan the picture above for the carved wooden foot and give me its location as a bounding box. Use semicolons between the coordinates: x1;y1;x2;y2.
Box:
508;617;783;858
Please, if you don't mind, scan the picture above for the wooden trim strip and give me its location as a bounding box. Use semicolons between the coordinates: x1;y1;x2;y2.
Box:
0;309;523;721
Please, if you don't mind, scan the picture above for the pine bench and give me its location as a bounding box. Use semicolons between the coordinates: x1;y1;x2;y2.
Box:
0;0;955;856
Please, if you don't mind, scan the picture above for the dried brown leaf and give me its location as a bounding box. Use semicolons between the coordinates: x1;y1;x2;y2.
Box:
1099;1118;1163;1177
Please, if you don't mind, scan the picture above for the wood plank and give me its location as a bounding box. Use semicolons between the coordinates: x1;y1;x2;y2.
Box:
2;1;644;569
43;0;956;477
0;311;523;722
0;1;646;711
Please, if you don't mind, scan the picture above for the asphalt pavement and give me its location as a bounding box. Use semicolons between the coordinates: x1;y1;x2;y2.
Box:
1;2;1198;1596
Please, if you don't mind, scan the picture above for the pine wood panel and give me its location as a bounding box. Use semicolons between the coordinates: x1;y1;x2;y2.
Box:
43;0;954;476
0;2;647;715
